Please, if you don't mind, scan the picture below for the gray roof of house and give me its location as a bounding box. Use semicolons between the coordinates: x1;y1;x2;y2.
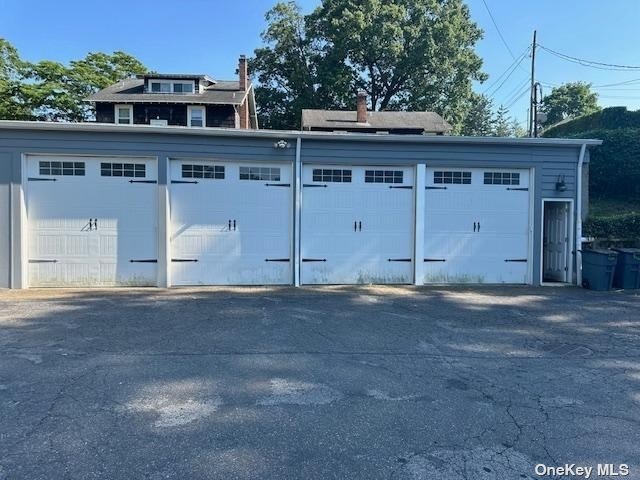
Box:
86;78;249;105
302;109;452;133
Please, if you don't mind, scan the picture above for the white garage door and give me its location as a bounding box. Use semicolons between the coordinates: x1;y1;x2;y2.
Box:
27;156;158;287
424;167;530;284
301;165;414;284
169;160;292;285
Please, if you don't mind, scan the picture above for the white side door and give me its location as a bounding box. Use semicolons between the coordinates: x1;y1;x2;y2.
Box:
301;165;414;284
169;160;292;285
27;156;158;286
424;167;530;284
543;201;569;282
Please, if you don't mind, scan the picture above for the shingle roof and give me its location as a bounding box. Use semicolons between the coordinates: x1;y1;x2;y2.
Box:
301;109;452;133
86;78;248;105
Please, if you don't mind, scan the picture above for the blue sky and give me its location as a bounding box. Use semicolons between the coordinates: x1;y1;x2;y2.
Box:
1;0;639;126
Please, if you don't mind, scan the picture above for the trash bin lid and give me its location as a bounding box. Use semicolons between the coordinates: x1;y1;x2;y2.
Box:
612;248;640;254
583;249;619;256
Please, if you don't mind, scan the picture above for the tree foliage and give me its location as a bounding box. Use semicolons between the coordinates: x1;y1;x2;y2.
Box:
0;38;148;121
252;0;486;130
459;94;524;137
541;82;600;127
0;39;31;119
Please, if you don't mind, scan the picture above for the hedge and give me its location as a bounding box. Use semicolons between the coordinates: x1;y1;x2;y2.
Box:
584;211;640;240
569;128;640;200
544;107;640;137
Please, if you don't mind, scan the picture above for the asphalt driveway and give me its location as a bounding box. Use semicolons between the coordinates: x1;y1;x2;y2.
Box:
0;286;639;479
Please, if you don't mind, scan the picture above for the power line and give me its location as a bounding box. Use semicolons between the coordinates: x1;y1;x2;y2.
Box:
485;47;531;98
481;46;531;95
594;78;640;88
501;77;530;106
505;84;531;109
480;0;517;61
538;45;640;71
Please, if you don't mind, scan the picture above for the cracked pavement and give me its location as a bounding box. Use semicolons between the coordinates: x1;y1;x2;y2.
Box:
0;286;639;479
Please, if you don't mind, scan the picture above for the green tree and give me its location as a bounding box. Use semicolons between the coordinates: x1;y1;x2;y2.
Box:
492;104;512;137
460;93;494;136
25;51;148;121
541;82;600;127
0;38;32;120
252;0;486;130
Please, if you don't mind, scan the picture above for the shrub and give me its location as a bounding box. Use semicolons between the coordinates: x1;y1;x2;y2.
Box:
544;107;640;137
570;128;640;200
584;211;640;240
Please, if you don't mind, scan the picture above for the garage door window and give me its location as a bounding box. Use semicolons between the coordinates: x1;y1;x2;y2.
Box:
434;171;471;184
101;163;146;178
39;161;85;176
182;164;225;179
365;170;403;184
239;167;280;181
484;172;520;185
312;169;351;183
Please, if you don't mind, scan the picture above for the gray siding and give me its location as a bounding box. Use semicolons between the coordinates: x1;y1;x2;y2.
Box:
0;153;11;288
0;129;296;187
301;139;584;286
0;126;591;288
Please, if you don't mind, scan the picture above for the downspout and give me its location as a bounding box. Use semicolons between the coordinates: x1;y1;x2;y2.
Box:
576;143;587;287
293;136;302;287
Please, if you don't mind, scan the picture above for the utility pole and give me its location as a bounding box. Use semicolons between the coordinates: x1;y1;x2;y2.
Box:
529;30;537;137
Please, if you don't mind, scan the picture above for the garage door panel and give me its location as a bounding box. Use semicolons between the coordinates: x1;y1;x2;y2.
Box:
301;165;414;285
170;160;292;285
304;258;412;285
27;156;158;287
425;257;527;284
424;167;530;284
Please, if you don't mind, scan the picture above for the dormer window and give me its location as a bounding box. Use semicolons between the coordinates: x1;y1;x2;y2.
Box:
149;80;195;94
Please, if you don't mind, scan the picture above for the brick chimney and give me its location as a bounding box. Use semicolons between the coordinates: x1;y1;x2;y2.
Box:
356;90;368;123
238;55;248;91
238;55;249;128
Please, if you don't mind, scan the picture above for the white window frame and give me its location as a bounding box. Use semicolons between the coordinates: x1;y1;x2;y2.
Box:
187;106;206;128
148;79;195;94
115;104;133;125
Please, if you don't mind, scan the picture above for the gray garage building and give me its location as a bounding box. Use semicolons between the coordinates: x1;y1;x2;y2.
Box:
0;121;600;289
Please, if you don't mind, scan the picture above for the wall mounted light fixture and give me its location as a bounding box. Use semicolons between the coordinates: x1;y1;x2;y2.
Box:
555;175;567;192
273;140;289;149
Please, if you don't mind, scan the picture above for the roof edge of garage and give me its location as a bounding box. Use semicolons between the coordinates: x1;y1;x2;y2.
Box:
0;120;602;147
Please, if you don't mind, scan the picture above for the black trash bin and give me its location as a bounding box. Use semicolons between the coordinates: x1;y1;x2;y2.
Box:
581;249;618;291
612;248;640;289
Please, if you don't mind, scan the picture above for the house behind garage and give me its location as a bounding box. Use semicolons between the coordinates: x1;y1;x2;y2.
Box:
0;121;599;289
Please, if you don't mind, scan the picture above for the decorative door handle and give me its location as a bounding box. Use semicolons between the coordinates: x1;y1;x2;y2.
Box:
94;218;98;231
477;221;480;232
358;221;362;232
233;220;237;231
354;221;357;232
473;222;476;232
228;220;232;231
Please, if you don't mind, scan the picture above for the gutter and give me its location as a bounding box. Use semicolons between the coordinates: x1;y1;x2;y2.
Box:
576;143;587;287
0;120;603;147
